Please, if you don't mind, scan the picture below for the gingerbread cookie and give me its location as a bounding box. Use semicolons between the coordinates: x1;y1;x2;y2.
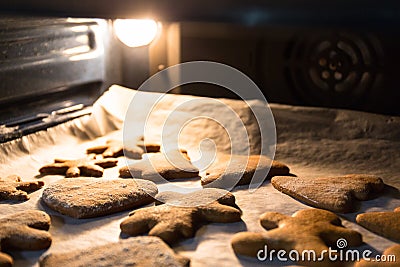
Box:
86;139;144;159
120;188;242;245
356;207;400;242
39;236;189;267
355;244;400;267
119;150;199;182
136;136;161;153
0;252;13;267
271;174;385;213
0;210;52;267
0;175;44;201
39;156;118;177
231;208;362;266
201;154;290;186
42;178;158;219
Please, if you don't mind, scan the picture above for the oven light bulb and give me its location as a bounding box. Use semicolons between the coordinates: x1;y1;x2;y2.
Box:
114;19;160;48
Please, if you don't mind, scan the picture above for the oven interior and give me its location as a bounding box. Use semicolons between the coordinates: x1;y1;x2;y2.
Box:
1;1;400;267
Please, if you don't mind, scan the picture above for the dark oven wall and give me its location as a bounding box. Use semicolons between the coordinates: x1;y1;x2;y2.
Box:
1;1;400;116
143;22;400;116
116;19;400;116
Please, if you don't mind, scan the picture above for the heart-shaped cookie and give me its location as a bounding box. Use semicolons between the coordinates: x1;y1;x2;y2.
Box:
356;207;400;242
41;178;158;218
271;174;385;213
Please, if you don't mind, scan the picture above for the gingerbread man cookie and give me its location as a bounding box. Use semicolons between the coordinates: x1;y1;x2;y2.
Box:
271;174;385;213
0;175;44;201
201;154;290;187
120;188;242;245
0;210;52;267
356;207;400;242
231;208;362;266
39;156;118;177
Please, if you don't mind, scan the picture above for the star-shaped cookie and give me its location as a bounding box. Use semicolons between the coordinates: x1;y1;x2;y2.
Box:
39;157;118;177
120;188;242;245
0;210;52;266
271;174;385;213
0;175;44;201
355;244;400;267
356;207;400;242
86;139;145;159
119;150;199;182
201;154;290;187
231;208;362;266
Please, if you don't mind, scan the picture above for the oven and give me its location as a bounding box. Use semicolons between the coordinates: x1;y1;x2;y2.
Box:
1;1;399;267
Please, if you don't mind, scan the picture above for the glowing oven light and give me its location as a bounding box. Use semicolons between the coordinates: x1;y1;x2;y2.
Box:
114;19;160;48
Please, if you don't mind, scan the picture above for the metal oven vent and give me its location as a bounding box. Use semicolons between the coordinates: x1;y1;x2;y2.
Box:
0;17;108;142
284;32;384;108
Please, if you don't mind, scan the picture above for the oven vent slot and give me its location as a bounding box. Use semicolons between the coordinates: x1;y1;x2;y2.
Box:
284;32;384;109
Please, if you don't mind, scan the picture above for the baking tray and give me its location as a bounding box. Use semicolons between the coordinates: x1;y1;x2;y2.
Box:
1;85;399;266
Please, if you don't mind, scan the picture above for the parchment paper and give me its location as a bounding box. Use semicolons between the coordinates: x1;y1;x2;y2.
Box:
1;85;399;266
